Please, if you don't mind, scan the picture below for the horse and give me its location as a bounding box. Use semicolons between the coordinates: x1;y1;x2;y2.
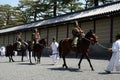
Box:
13;41;28;62
33;38;47;64
27;40;34;63
5;44;15;62
58;31;98;70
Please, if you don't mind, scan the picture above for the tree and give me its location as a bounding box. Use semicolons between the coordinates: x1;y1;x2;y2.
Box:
0;5;16;28
94;0;98;6
83;0;117;9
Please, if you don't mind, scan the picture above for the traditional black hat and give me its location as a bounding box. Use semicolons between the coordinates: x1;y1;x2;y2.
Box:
116;32;120;39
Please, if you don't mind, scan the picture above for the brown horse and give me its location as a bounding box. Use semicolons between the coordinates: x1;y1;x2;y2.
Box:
27;40;34;63
32;38;47;64
59;31;98;70
5;44;15;62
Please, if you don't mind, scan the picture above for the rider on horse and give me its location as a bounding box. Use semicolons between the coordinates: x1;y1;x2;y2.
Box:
32;28;40;44
16;32;23;49
72;21;85;47
16;32;28;50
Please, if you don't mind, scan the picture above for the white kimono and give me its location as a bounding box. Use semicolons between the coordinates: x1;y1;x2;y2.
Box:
0;46;5;56
50;42;59;63
106;39;120;71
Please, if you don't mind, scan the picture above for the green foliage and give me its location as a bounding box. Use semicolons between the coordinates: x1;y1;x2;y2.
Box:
0;0;117;28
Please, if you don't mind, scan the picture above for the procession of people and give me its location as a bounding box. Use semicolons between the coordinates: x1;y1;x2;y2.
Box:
0;21;120;74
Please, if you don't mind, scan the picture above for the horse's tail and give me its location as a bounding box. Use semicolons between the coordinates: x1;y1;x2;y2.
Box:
58;40;63;58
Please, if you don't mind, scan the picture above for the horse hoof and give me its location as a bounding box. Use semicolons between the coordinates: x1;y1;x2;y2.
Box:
62;64;65;68
62;64;68;69
65;66;68;69
91;69;94;71
78;66;80;69
12;60;15;62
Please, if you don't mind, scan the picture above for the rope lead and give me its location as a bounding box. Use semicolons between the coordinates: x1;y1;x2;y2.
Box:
96;42;108;50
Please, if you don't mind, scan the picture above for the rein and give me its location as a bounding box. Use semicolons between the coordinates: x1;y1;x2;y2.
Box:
84;37;108;50
83;37;91;42
96;42;108;50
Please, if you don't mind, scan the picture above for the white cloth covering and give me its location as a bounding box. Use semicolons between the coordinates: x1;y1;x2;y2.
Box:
50;42;60;63
106;39;120;72
0;46;6;56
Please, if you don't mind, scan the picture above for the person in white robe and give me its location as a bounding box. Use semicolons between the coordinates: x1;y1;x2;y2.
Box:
50;38;60;64
105;32;120;73
0;46;6;56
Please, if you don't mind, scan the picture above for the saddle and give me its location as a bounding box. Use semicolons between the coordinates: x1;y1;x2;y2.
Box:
71;37;83;48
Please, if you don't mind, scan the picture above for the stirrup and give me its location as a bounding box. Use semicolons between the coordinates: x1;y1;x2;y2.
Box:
72;44;77;47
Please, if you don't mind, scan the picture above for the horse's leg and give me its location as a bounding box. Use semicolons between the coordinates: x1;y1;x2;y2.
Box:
78;54;84;69
36;53;39;64
36;52;40;64
11;54;15;62
33;52;36;63
62;54;68;69
38;52;41;64
9;56;11;62
21;51;24;62
85;54;94;71
29;50;32;63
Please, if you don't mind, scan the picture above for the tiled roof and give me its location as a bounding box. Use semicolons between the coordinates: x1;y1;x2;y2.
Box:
0;1;120;34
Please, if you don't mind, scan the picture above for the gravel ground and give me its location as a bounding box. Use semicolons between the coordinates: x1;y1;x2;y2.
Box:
0;56;120;80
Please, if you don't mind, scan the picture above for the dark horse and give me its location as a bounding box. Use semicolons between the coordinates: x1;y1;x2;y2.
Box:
13;42;28;62
59;31;98;70
27;38;47;64
27;40;34;63
5;44;15;62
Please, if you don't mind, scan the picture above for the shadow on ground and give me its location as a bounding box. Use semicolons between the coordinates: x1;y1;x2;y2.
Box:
48;67;82;72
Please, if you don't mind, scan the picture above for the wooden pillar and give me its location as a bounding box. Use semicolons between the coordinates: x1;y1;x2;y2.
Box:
56;26;58;41
3;34;5;45
93;20;96;33
47;28;49;45
110;16;113;43
66;23;69;38
24;31;26;41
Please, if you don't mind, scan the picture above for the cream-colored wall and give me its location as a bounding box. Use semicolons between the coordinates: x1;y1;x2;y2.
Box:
96;18;111;44
22;31;26;41
40;28;47;39
4;34;8;46
0;35;4;46
113;16;120;41
81;21;94;33
68;23;74;38
8;33;13;45
58;24;67;42
48;27;56;45
0;16;120;47
25;30;32;41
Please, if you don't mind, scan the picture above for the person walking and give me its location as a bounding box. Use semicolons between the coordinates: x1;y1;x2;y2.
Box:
50;38;60;64
105;32;120;73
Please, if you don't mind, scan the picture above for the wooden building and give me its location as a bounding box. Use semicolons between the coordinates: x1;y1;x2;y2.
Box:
0;1;120;58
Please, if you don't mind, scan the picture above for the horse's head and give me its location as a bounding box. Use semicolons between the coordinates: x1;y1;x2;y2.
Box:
39;38;47;47
85;30;98;45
